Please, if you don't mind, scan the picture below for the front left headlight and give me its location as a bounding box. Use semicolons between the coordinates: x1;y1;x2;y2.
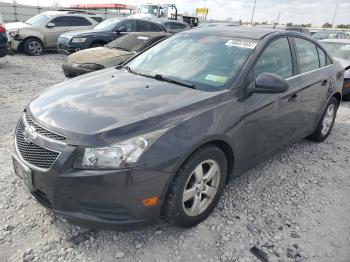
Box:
72;37;87;43
77;129;167;169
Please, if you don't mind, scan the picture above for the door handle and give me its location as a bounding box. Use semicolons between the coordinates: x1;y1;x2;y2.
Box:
321;80;328;86
288;93;298;102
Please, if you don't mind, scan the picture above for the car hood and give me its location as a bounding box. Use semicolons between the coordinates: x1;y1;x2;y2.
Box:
61;29;108;38
67;47;132;65
28;69;222;145
5;22;30;31
333;57;350;78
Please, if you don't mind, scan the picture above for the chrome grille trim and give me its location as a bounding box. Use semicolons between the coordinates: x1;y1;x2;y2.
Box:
23;111;67;143
15;126;61;171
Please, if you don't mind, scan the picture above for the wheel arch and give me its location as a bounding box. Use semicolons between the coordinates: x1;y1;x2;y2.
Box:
332;92;341;105
19;36;45;51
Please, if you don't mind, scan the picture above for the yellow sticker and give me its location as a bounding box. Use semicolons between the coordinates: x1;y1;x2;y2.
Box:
205;74;228;83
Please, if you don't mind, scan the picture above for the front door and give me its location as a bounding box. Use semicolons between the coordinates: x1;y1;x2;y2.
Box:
242;37;302;167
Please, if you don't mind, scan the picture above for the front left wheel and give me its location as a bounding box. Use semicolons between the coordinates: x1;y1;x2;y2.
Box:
162;145;228;227
23;38;44;56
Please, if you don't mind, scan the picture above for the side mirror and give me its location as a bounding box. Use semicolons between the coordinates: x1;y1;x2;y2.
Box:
249;73;289;94
46;22;55;28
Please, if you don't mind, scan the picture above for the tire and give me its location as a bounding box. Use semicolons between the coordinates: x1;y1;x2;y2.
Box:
23;38;44;56
307;97;338;142
343;93;350;101
162;145;228;227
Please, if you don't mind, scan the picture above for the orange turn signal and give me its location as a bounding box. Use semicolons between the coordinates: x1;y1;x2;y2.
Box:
142;196;159;207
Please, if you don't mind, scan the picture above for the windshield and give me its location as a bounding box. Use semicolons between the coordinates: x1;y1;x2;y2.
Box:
107;34;151;52
94;19;121;31
322;42;350;60
25;14;50;26
126;33;257;91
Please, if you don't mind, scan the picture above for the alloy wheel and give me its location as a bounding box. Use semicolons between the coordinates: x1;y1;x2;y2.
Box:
182;160;221;217
28;40;43;55
321;104;335;136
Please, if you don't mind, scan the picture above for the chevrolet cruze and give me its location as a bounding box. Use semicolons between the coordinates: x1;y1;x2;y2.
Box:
12;27;344;229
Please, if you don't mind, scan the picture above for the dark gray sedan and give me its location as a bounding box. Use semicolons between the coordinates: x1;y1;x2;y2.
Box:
12;27;344;229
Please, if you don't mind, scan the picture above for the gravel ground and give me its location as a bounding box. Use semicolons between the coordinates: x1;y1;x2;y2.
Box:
0;53;349;262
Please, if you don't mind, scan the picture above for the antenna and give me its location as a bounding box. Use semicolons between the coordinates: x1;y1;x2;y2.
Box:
331;3;338;28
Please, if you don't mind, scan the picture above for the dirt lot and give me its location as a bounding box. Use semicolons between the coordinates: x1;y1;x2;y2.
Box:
0;53;349;262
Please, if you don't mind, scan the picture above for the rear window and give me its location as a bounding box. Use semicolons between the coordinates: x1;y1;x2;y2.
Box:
91;16;103;23
107;34;151;52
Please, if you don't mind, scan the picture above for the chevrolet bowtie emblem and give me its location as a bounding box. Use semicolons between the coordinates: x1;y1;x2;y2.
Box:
23;126;37;144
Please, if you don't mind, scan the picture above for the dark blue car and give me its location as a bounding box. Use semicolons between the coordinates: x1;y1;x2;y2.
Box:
57;18;166;54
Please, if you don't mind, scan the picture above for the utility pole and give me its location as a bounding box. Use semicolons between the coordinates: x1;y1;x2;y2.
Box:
274;12;280;29
250;0;256;25
331;3;338;28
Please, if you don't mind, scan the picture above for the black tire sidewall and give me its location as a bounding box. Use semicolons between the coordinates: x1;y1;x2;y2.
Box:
24;38;44;56
166;145;228;227
310;97;338;141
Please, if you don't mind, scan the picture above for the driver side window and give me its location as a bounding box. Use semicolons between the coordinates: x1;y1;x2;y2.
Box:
118;20;136;32
253;38;293;79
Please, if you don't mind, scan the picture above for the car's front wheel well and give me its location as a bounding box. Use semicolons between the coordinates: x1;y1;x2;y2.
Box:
19;36;44;51
333;92;341;105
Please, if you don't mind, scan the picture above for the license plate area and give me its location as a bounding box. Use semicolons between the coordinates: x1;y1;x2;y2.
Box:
12;155;32;187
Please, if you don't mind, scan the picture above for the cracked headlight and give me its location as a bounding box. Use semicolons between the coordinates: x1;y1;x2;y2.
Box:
72;37;87;43
76;129;166;169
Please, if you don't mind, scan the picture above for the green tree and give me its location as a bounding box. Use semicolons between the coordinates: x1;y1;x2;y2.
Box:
322;22;332;28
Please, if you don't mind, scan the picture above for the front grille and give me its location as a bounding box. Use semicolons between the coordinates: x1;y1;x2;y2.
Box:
16;127;60;170
24;112;66;142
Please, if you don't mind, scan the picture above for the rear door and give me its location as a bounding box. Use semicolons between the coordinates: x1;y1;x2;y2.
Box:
293;37;331;133
45;16;93;47
242;37;302;166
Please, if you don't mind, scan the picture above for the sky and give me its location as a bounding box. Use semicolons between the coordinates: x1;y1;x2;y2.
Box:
3;0;350;26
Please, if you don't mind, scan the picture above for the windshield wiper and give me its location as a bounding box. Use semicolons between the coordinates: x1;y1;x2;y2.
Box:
117;65;139;75
153;74;197;89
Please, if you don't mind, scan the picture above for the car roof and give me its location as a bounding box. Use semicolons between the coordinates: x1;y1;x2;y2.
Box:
186;26;279;40
320;39;350;44
42;10;101;17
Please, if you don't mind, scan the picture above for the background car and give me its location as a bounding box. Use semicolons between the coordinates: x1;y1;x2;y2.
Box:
0;23;10;58
321;39;350;100
57;18;167;54
5;10;102;56
313;30;349;40
62;32;170;77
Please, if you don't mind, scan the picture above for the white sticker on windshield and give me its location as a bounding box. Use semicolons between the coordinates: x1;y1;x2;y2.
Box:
225;39;257;49
137;36;150;40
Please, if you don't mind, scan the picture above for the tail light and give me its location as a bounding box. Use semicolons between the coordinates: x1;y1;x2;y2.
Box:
0;25;6;33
